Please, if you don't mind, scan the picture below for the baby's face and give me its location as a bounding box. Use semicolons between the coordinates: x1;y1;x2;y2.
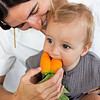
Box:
43;18;88;70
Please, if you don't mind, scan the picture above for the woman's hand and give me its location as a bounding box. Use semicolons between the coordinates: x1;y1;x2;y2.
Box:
14;68;64;100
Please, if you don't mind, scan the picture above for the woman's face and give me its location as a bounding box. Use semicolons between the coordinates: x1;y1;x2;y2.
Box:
4;0;51;30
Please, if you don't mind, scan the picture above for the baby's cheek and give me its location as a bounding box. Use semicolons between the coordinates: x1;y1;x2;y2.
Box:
62;57;72;67
43;43;50;51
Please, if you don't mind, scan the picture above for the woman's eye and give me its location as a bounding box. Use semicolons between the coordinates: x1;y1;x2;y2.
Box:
30;3;39;16
47;38;52;44
31;6;39;15
62;44;71;49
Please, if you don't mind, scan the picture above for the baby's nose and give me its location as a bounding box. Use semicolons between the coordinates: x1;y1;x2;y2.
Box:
51;48;61;59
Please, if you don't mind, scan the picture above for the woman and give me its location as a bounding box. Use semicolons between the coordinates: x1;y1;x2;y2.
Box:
0;0;67;30
0;0;67;100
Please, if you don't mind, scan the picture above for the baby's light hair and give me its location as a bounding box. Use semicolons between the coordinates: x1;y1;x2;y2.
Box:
48;3;94;47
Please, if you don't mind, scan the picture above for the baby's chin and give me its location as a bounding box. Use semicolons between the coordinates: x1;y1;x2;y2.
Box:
62;66;70;72
63;64;77;72
62;64;66;70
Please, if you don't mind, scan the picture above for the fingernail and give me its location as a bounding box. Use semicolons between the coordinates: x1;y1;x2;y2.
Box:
58;68;64;73
32;67;41;70
38;67;41;70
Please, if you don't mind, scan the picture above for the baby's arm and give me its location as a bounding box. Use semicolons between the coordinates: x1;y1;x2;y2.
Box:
81;87;100;100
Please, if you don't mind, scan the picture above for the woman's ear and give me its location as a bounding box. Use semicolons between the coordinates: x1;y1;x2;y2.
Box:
81;43;92;56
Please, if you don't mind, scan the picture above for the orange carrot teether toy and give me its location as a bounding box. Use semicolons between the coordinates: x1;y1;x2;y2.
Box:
40;51;69;100
40;51;62;74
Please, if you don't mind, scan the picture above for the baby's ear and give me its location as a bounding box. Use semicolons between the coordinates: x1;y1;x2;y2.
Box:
81;43;92;56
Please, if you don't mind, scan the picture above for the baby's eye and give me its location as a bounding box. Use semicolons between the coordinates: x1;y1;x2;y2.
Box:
47;38;52;44
62;44;71;49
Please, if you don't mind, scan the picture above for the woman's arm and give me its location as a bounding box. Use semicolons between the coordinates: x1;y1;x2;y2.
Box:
0;76;15;100
0;87;14;100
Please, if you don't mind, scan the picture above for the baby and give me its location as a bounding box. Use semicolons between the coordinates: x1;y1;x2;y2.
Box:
26;3;100;100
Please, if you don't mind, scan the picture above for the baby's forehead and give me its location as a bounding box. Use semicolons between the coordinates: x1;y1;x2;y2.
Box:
47;18;87;35
49;16;87;28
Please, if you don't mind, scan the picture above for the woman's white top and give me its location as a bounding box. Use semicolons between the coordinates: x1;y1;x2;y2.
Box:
0;28;45;92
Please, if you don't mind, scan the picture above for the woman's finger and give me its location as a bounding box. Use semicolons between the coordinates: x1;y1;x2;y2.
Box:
46;83;62;100
37;68;63;91
49;85;64;100
23;67;41;81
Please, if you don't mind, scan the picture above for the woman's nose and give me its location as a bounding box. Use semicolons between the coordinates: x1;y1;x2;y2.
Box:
26;15;42;30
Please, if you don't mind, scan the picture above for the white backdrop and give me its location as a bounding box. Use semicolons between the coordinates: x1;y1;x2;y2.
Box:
68;0;100;57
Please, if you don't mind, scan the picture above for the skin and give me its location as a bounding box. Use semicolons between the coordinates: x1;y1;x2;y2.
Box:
44;18;89;71
81;94;100;100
